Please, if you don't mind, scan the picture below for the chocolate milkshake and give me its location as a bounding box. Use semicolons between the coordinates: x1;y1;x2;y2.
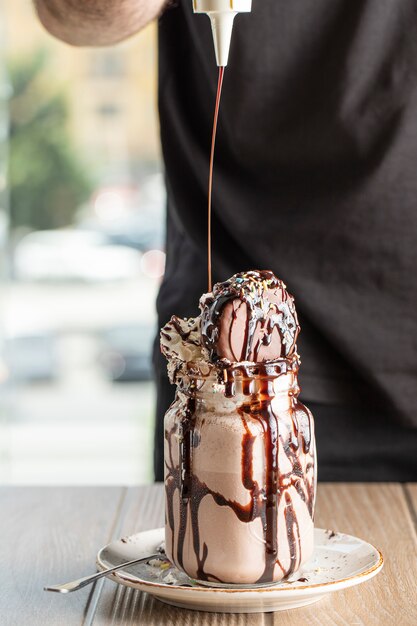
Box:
161;270;316;585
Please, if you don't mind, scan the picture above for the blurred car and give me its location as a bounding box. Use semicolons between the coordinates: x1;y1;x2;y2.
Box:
80;210;165;252
79;174;166;252
106;213;165;251
4;333;57;383
13;229;142;282
98;325;155;382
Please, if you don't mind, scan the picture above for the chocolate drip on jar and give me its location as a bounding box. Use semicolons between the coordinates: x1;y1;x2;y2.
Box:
179;396;196;503
284;490;302;577
252;375;280;582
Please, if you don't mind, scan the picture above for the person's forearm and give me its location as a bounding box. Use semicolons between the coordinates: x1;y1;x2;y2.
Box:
34;0;167;46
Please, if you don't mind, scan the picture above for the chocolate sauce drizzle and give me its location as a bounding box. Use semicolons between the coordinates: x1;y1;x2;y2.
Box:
164;357;315;584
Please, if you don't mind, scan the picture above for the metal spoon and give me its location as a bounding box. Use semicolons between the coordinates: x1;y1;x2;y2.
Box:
44;550;165;594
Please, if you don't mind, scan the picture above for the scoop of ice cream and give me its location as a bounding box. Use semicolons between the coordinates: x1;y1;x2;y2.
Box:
200;270;299;363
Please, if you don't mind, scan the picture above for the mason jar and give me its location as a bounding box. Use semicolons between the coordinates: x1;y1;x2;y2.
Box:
164;357;316;585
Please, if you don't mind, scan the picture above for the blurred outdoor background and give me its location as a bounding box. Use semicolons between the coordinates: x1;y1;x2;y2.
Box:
0;0;164;483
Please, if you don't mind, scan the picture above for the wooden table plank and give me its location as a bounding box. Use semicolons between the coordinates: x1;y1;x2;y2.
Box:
404;483;417;532
0;487;125;626
272;483;417;625
92;484;417;626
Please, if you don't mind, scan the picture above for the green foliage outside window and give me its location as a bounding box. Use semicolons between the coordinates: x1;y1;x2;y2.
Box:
9;50;92;231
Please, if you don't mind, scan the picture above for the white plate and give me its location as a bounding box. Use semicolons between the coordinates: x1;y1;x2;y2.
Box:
97;527;383;613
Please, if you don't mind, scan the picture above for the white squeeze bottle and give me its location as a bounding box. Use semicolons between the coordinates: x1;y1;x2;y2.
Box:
193;0;252;66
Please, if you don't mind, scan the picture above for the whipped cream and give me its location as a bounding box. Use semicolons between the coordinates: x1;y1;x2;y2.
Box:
160;316;212;384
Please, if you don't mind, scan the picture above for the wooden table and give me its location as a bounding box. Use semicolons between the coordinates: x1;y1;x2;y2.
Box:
1;484;417;625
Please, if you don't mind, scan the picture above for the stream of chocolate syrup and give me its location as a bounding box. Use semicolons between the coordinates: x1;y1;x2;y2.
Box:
207;66;225;292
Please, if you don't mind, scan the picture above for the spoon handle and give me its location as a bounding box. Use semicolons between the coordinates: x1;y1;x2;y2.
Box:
44;554;160;593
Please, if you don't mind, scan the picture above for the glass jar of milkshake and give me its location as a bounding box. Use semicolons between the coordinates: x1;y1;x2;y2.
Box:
161;271;317;585
164;357;316;585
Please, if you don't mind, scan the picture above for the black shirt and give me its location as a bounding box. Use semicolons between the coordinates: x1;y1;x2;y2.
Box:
156;0;417;453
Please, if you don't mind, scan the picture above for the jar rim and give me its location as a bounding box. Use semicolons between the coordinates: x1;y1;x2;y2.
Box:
181;353;300;383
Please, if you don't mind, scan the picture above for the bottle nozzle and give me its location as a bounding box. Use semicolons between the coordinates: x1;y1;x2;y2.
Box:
193;0;252;67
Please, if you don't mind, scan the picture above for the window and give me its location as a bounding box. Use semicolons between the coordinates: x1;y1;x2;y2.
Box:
1;3;163;485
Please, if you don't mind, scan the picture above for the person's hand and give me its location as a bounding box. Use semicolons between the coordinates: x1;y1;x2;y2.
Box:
34;0;168;46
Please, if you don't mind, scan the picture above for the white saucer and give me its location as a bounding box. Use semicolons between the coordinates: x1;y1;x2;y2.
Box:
96;527;383;613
